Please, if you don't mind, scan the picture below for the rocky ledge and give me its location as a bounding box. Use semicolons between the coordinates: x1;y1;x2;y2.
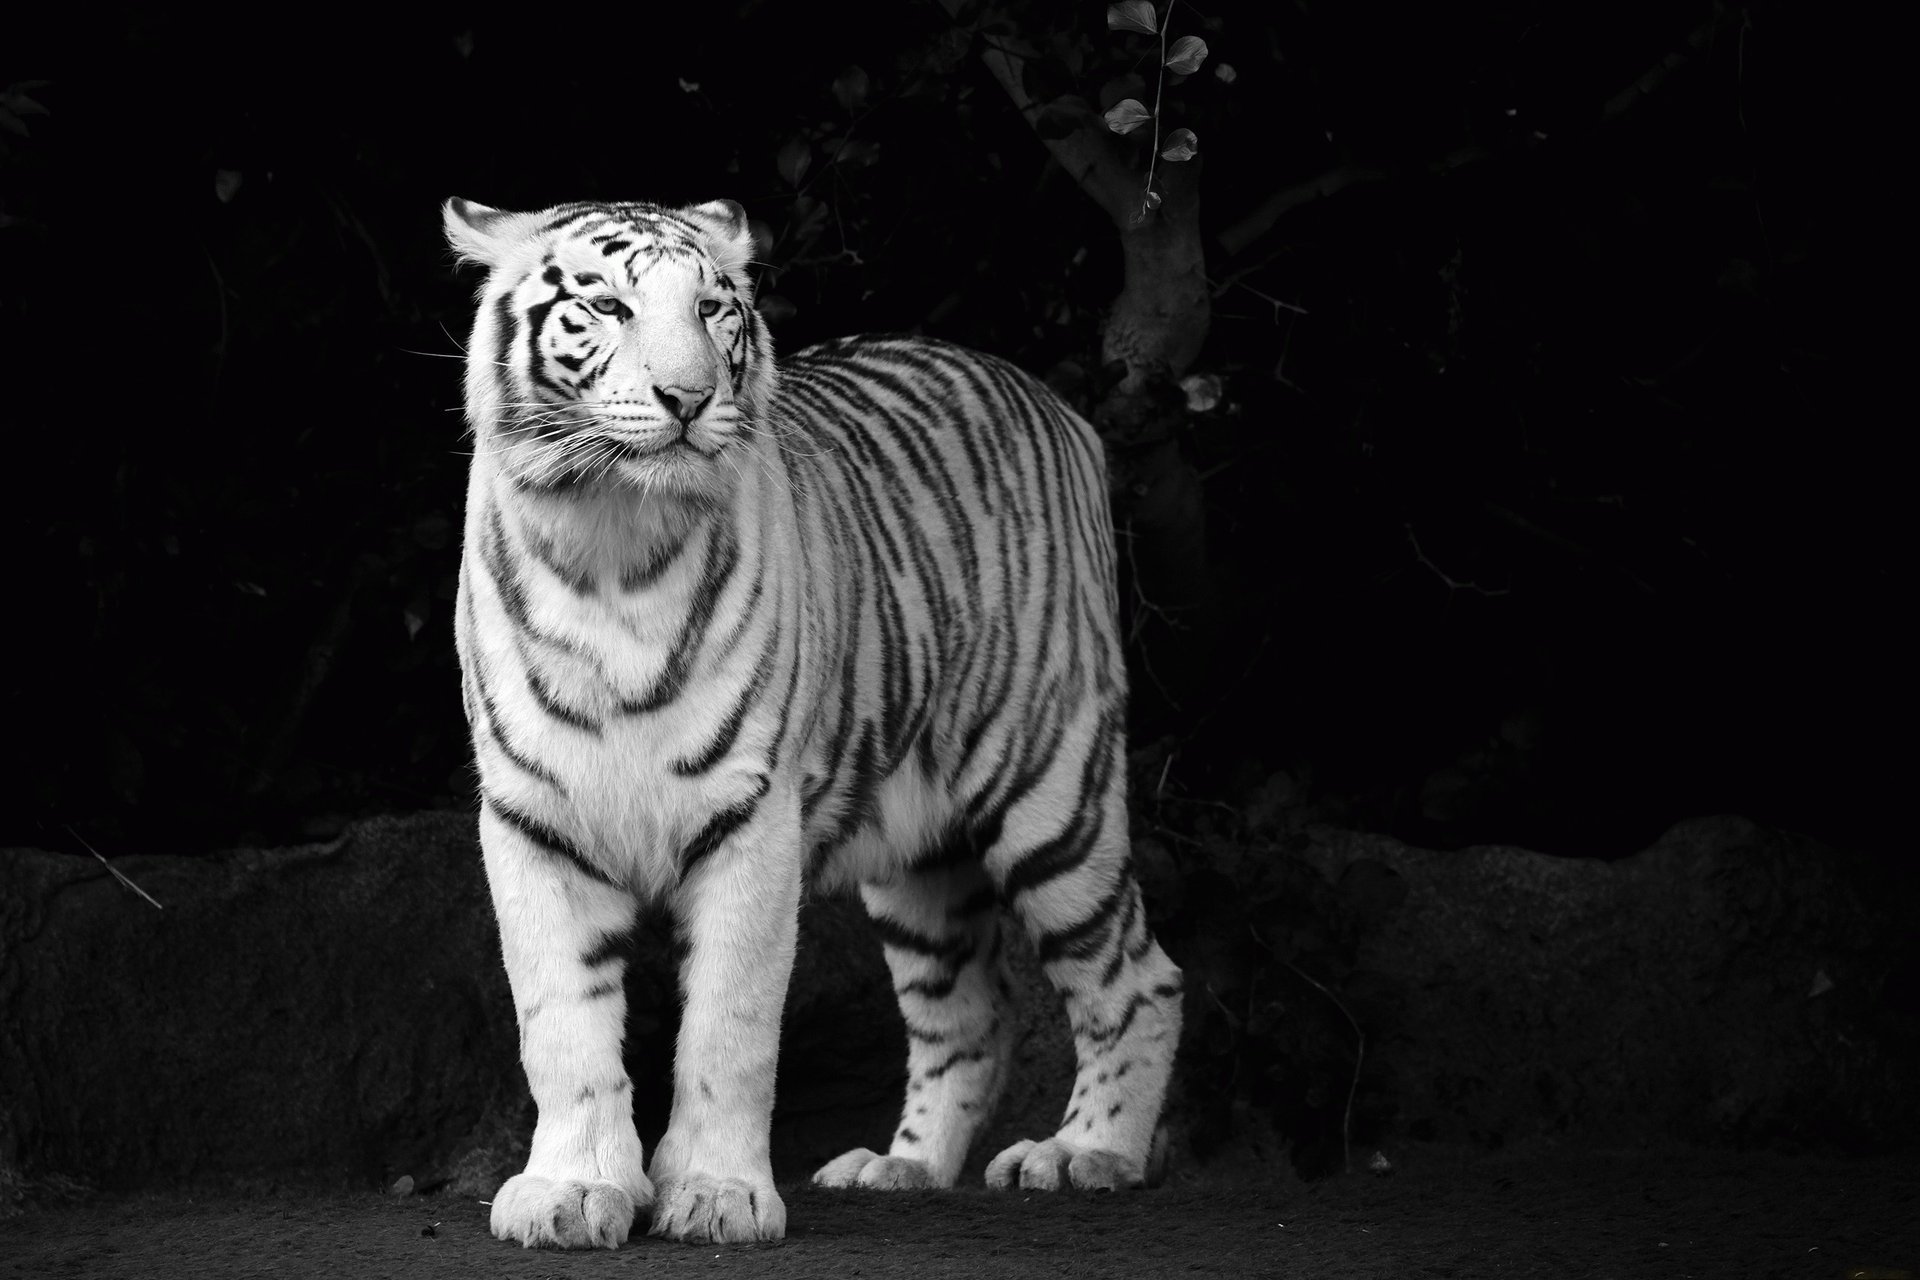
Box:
1;813;1911;1195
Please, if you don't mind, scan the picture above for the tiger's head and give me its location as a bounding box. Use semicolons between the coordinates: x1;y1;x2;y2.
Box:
444;197;775;502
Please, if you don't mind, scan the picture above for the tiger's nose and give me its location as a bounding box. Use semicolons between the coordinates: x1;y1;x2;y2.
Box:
653;384;714;425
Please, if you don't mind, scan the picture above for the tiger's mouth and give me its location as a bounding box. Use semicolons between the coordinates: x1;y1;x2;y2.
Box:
516;428;730;498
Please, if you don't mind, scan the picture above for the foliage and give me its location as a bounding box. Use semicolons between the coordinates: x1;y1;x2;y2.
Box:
1098;2;1207;220
0;1;1895;879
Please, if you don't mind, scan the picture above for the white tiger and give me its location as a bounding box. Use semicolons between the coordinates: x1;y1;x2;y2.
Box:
444;196;1184;1249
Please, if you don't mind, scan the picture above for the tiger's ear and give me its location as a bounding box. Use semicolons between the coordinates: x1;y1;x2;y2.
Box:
679;199;755;278
442;198;541;270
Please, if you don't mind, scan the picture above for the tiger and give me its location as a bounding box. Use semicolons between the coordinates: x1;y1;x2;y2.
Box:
443;195;1184;1250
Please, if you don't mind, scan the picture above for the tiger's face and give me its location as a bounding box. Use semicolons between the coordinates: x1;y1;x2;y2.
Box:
445;198;775;502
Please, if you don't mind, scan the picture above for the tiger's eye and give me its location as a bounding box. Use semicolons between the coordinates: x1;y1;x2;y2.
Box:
590;297;623;316
698;299;722;319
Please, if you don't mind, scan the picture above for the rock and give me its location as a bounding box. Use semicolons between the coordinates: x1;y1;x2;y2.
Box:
5;812;1907;1192
1193;816;1916;1171
0;812;1074;1192
0;814;519;1190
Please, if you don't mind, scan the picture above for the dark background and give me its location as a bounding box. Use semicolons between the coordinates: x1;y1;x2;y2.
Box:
1;3;1897;868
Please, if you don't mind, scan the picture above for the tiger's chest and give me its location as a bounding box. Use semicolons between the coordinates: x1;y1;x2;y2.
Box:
459;519;795;898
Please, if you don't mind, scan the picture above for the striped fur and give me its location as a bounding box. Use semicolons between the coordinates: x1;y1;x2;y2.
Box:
445;197;1183;1250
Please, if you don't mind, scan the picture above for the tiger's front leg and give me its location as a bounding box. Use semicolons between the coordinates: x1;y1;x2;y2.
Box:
479;801;653;1250
646;780;800;1244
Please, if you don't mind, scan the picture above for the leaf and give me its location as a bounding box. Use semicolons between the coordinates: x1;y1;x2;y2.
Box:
1164;35;1208;75
1214;62;1238;85
1105;1;1157;35
1144;189;1164;210
2;82;51;117
831;65;869;113
214;169;243;203
1103;98;1152;135
825;136;881;167
1159;127;1198;161
775;136;811;187
1180;372;1222;413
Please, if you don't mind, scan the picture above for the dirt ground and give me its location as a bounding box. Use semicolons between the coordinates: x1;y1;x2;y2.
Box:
3;1144;1913;1280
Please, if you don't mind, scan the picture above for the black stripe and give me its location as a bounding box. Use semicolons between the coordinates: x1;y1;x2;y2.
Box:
999;713;1121;898
923;1046;989;1080
867;913;961;960
679;774;770;877
1034;880;1128;965
672;629;778;776
619;522;739;714
524;287;570;398
999;810;1101;901
468;601;564;788
541;205;603;233
485;794;619;888
1100;888;1140;987
582;927;636;969
525;663;601;734
949;884;999;920
619;525;693;592
898;972;959;1000
524;527;595;596
708;547;769;662
491;289;519;412
907;820;976;874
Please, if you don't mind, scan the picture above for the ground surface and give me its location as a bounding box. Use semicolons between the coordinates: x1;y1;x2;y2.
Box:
3;1145;1912;1279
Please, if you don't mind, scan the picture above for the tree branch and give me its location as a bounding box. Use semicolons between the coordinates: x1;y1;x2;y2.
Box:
935;0;1141;229
1602;14;1720;122
1218;165;1387;258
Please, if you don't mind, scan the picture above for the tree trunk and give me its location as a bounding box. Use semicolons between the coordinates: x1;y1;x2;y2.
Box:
1094;159;1213;713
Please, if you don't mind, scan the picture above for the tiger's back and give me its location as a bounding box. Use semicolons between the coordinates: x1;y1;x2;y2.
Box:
776;334;1125;894
445;196;1180;1251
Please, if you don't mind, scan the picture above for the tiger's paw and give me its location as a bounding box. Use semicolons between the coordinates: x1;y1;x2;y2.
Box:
984;1137;1143;1192
648;1172;786;1243
812;1149;938;1190
489;1172;650;1249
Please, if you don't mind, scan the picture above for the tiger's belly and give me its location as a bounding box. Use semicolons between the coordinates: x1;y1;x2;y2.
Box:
807;765;958;894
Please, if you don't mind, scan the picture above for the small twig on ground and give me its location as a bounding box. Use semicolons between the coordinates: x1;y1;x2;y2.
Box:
1405;523;1512;598
65;825;163;910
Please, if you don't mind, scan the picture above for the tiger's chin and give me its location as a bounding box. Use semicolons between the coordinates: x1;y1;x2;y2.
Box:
613;439;736;500
513;439;739;510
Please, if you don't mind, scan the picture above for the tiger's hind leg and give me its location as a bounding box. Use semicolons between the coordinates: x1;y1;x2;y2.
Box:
982;720;1184;1192
812;856;1015;1190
